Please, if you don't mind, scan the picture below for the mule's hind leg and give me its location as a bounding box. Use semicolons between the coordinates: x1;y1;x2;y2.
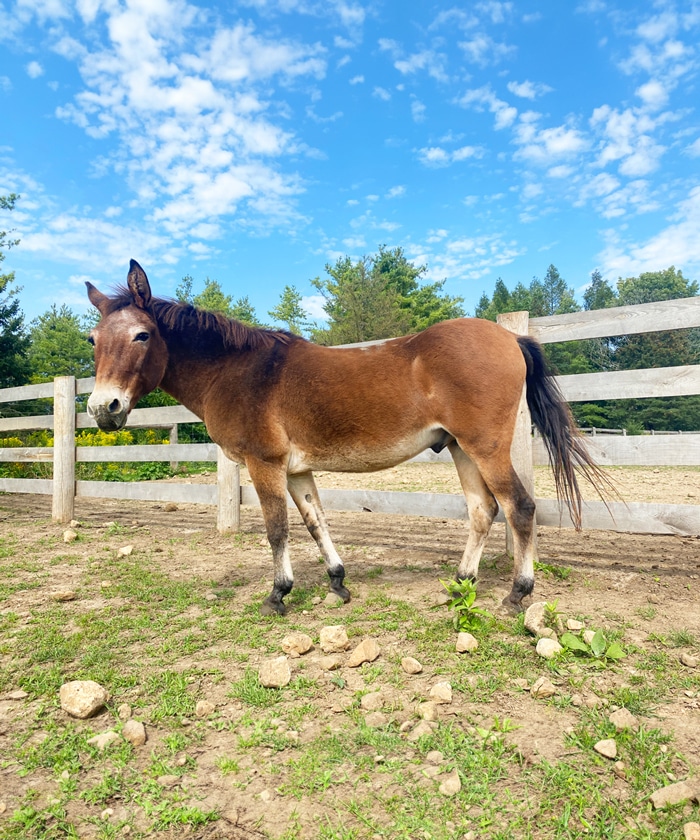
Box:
246;457;294;616
457;444;537;612
448;442;498;582
287;472;351;603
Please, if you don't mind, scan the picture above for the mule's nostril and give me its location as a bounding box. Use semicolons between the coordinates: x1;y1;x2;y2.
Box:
108;399;122;414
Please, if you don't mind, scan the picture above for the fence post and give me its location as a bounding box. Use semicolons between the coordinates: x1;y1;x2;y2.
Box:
169;424;178;471
496;311;535;557
216;447;240;533
52;376;76;524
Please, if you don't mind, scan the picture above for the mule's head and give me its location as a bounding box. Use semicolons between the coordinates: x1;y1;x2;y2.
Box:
86;260;168;431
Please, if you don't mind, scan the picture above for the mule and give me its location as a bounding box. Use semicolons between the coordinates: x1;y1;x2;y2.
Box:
86;260;608;615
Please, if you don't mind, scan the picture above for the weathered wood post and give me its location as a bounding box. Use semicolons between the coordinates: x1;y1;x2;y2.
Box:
496;311;536;556
216;447;240;533
52;376;76;523
169;424;178;471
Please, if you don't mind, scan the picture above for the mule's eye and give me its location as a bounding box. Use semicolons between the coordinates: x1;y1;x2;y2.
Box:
87;335;95;346
134;332;150;343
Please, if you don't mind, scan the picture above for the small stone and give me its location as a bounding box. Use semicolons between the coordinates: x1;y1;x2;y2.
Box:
364;711;388;728
426;750;444;765
259;789;273;803
438;769;462;796
406;721;438;742
205;593;218;601
195;700;216;718
259;657;291;689
157;775;180;788
609;708;639;731
536;638;563;659
583;629;596;646
360;691;385;712
401;656;423;674
117;703;132;722
531;676;556;699
60;680;110;719
512;678;530;691
8;690;29;700
418;701;439;721
87;730;121;751
571;693;583;707
613;761;627;779
684;822;700;840
282;632;314;656
650;780;700;809
524;601;550;637
318;656;341;671
594;738;617;759
324;592;345;608
118;545;133;557
681;652;699;668
101;808;114;820
433;591;450;607
63;529;78;543
51;590;76;602
567;618;585;631
347;638;380;668
429;681;453;704
455;632;478;653
319;625;350;653
122;720;146;746
164;503;179;512
69;519;81;529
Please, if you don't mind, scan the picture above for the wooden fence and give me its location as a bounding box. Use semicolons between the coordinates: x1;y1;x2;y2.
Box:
1;296;699;536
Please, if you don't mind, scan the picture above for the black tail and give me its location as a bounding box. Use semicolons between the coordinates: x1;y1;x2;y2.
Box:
517;336;612;530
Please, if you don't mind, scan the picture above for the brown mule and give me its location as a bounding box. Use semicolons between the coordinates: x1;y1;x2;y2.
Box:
87;260;607;615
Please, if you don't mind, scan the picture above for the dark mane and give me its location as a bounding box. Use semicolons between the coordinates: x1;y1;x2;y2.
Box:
107;286;300;352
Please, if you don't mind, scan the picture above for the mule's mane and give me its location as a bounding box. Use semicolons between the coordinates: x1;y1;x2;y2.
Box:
107;286;299;352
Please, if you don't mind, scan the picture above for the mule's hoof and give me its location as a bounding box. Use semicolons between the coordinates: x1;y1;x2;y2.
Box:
260;598;287;617
501;595;525;615
332;585;351;604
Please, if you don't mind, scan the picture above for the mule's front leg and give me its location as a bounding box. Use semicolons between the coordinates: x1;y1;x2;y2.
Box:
247;458;294;616
287;472;350;603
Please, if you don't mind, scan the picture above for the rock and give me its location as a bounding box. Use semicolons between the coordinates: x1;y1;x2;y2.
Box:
51;590;76;602
347;638;380;668
583;629;596;646
8;690;29;700
681;652;699;668
164;503;178;512
319;625;350;653
609;708;639;731
567;618;585;631
571;693;583;707
536;638;563;659
426;750;444;765
259;657;291;689
650;780;700;810
118;545;133;557
282;632;314;656
364;712;388;728
433;591;450;607
512;678;530;691
613;761;627;779
438;769;462;796
157;774;180;788
318;656;341;671
122;720;146;746
401;656;423;674
455;632;478;653
87;730;121;751
60;680;110;719
684;822;700;840
360;691;385;711
429;681;453;704
524;602;550;637
594;738;617;759
531;677;556;699
117;703;132;721
63;529;78;543
323;592;345;608
69;519;81;529
195;700;216;718
418;702;439;721
406;721;438;742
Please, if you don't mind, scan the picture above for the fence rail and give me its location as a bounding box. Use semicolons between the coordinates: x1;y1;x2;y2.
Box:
1;295;699;536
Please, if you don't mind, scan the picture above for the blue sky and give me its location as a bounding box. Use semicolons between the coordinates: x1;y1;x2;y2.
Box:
1;0;699;328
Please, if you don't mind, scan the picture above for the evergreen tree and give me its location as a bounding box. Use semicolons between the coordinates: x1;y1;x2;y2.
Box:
0;194;30;391
269;285;312;335
28;304;95;382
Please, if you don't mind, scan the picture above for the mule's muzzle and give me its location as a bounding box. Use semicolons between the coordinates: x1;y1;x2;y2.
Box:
87;397;128;431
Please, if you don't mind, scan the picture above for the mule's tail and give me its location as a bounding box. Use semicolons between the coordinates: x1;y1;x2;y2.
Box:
517;336;613;530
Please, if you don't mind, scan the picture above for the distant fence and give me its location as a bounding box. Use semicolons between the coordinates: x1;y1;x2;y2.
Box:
1;295;699;536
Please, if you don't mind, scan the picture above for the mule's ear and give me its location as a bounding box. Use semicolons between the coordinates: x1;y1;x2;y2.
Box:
86;281;109;313
127;259;152;310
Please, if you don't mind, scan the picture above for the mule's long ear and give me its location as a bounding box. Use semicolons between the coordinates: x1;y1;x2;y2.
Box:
127;259;152;310
86;281;109;313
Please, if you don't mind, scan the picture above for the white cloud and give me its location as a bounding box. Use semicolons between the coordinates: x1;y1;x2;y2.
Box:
411;98;426;122
513;113;589;165
417;145;483;167
507;79;552;100
372;86;391;101
457;85;517;129
685;137;700;157
458;33;514;66
26;60;44;78
394;49;448;82
342;234;366;249
635;79;669;110
386;185;405;199
301;293;327;320
0;76;11;91
410;231;525;286
349;74;364;84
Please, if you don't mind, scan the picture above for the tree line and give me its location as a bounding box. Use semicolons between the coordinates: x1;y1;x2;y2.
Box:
1;193;699;431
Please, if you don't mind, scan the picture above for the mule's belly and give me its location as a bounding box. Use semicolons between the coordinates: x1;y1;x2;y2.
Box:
286;427;447;474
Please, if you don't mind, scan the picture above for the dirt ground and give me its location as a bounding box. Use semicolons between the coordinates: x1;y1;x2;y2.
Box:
1;464;699;838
